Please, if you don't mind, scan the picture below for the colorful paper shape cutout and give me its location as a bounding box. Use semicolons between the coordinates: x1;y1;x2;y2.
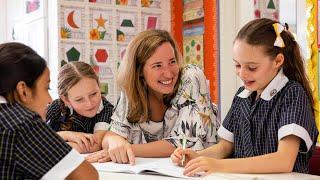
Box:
117;29;125;41
100;83;108;95
61;60;68;67
61;27;71;39
95;49;108;63
95;14;107;29
147;16;157;29
67;10;80;29
26;0;40;13
141;0;152;7
116;0;128;5
267;0;275;9
66;47;80;61
121;19;134;27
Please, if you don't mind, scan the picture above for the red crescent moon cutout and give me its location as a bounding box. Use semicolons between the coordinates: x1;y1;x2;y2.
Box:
67;10;79;29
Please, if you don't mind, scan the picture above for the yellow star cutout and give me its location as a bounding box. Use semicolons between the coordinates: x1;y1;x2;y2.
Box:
95;14;106;29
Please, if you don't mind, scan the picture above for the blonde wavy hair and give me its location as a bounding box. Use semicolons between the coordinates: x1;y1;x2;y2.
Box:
117;29;183;123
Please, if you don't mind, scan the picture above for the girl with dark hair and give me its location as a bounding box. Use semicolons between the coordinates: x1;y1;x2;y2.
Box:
0;42;98;179
171;18;318;176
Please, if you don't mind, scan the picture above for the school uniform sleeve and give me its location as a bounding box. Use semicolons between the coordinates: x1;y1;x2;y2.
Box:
93;99;114;132
46;99;63;131
278;84;318;152
15;115;84;179
166;65;218;150
217;87;244;143
109;92;134;139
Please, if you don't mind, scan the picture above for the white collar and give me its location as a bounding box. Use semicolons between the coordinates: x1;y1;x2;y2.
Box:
237;69;289;101
96;99;104;114
0;96;8;103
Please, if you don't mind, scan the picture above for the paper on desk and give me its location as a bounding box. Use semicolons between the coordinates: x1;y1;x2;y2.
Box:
91;157;200;179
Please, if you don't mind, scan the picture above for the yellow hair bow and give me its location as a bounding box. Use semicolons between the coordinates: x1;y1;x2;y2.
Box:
272;23;285;48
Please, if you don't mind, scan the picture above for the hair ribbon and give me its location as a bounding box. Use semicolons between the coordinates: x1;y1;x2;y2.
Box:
272;23;285;48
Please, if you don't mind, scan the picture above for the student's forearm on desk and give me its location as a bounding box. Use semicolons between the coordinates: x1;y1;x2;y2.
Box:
216;151;295;173
198;139;234;159
213;136;300;173
132;140;175;157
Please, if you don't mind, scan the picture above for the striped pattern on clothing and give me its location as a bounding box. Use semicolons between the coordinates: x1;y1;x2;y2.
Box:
0;102;72;179
218;81;318;173
46;98;114;133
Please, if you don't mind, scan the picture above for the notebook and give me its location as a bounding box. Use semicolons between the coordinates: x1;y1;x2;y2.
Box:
91;157;200;179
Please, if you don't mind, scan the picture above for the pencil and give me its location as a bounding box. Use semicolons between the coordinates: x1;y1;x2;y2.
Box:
181;136;187;166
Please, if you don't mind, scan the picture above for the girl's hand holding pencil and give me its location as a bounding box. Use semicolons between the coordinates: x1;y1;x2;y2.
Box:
170;145;199;167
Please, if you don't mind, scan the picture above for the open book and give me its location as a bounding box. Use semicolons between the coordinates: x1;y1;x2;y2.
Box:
91;157;200;179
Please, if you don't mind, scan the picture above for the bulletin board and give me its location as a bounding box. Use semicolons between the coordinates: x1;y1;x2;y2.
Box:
58;0;171;105
254;0;279;20
171;0;219;104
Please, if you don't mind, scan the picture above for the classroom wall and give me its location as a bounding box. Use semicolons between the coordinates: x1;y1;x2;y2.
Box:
0;1;7;43
47;1;59;100
219;0;254;120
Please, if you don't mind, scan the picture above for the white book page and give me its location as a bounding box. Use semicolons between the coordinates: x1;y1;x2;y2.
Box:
134;158;190;179
91;158;159;174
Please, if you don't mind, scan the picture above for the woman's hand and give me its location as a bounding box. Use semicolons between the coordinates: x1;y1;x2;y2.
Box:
58;131;96;152
170;147;199;166
184;157;221;176
106;135;135;165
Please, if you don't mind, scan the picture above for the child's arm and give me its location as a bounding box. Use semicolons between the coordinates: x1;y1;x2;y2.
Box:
104;131;175;157
184;135;300;176
131;140;176;157
197;139;234;159
86;131;175;164
87;130;106;152
57;131;95;153
171;139;233;166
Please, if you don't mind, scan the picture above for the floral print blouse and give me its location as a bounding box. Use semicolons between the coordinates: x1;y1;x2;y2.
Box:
110;64;218;151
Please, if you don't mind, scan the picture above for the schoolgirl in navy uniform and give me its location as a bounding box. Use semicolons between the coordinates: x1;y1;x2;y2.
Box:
0;42;97;179
46;61;114;153
171;18;318;176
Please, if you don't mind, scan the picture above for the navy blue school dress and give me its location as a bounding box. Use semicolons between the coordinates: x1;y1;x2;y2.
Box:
217;70;318;173
0;96;84;179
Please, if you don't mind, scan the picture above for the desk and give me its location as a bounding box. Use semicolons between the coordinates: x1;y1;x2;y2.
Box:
91;156;320;179
98;171;320;179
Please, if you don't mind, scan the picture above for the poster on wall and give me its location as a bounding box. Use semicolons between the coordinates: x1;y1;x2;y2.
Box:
90;43;113;65
183;0;203;22
24;0;46;21
60;41;85;66
116;10;138;42
254;0;279;20
89;7;113;41
183;25;204;69
60;5;86;39
142;12;161;30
